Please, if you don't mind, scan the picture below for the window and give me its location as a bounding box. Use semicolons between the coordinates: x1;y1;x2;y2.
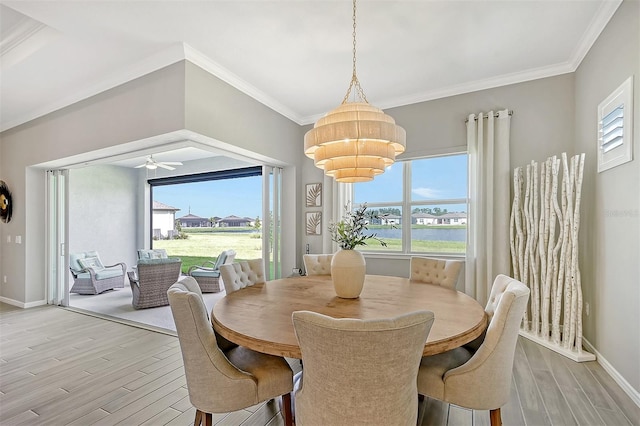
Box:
597;76;633;172
353;153;467;255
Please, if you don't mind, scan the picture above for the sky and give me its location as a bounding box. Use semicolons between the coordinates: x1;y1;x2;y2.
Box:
154;154;468;220
354;154;468;212
153;175;263;220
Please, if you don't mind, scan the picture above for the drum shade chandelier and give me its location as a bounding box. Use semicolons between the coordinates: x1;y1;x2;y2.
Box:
304;0;406;183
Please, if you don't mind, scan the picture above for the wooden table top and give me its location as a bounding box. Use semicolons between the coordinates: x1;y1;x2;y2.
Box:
212;274;487;359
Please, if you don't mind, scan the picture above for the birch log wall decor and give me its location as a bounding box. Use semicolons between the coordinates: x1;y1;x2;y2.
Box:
510;152;595;362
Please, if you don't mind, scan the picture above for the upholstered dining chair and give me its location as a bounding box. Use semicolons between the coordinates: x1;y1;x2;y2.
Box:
416;274;530;426
220;259;265;295
409;256;464;289
303;254;333;276
292;310;435;426
167;277;293;426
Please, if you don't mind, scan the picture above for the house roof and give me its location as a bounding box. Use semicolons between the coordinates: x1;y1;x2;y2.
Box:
152;201;180;212
440;212;467;219
219;215;251;223
178;213;208;220
412;213;436;218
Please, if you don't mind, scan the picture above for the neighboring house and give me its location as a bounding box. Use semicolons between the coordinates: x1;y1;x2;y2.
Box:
217;215;253;227
412;212;437;225
435;212;467;225
210;216;222;227
178;213;211;228
381;214;401;225
152;201;180;238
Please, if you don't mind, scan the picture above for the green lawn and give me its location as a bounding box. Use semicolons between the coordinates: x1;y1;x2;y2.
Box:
154;232;263;274
362;239;465;253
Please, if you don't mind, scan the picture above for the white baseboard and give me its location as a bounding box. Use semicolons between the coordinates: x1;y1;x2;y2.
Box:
519;329;596;362
0;296;47;309
583;338;640;408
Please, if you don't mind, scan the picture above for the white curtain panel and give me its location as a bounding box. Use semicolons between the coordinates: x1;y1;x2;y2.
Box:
466;109;512;305
322;176;352;253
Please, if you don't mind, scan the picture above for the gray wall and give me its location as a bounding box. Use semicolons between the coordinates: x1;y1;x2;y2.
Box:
69;166;140;275
575;0;639;392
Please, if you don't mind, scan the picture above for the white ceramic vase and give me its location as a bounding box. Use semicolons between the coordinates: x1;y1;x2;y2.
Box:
330;248;366;298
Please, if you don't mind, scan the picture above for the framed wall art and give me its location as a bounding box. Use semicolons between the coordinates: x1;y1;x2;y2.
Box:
305;183;322;207
306;211;322;235
0;180;13;223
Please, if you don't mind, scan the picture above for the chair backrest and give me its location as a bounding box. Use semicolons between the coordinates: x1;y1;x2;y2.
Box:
70;251;103;272
409;256;464;289
210;250;229;270
303;254;333;276
442;275;530;409
224;250;236;264
220;259;265;295
292;310;434;425
167;277;266;413
137;249;168;260
136;258;182;278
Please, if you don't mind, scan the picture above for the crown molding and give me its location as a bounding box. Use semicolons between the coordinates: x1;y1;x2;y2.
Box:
300;62;575;125
568;0;623;69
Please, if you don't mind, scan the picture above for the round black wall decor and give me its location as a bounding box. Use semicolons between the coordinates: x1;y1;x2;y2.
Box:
0;180;13;223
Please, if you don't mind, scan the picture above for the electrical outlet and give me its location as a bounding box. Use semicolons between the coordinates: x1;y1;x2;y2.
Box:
585;302;590;316
292;268;302;275
15;236;21;244
3;276;6;284
6;235;10;243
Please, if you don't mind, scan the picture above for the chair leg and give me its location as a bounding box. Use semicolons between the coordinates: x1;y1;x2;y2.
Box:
194;410;212;426
489;408;502;426
282;393;293;426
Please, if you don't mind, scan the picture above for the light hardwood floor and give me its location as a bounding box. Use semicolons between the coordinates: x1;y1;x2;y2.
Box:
1;303;638;425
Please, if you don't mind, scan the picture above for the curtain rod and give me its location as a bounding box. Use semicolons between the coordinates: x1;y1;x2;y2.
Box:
465;110;513;123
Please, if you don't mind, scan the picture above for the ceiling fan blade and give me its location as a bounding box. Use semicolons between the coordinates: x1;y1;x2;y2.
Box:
134;164;147;168
161;161;183;166
157;163;176;170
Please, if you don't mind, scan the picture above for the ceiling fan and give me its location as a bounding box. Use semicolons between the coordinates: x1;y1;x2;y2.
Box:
135;155;183;171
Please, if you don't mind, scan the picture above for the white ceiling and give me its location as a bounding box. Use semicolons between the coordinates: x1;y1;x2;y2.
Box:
0;0;623;156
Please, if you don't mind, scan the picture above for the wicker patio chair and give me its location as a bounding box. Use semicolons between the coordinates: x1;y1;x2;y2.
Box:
128;258;182;309
69;251;126;295
188;249;236;293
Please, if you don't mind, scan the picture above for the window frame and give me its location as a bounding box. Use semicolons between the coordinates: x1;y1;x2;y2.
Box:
353;152;468;257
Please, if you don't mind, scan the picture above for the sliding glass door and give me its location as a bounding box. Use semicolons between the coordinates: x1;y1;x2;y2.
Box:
46;170;69;306
263;166;282;279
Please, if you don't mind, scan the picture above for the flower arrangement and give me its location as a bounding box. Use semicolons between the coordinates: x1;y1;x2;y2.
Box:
329;203;388;250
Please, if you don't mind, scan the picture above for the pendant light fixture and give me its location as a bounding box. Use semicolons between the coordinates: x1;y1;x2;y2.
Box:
304;0;406;183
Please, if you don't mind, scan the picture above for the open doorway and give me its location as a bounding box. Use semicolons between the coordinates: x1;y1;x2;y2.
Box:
44;140;285;333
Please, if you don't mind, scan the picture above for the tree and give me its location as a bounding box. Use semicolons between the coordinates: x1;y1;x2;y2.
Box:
413;207;433;214
253;216;261;231
377;207;401;216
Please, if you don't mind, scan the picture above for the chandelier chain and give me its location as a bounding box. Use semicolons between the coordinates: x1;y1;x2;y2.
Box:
341;0;368;105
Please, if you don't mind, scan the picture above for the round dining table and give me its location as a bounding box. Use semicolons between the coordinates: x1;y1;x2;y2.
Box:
212;274;487;359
